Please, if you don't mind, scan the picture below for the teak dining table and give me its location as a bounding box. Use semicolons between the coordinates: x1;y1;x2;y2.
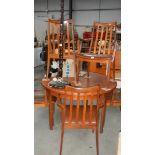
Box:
41;72;117;133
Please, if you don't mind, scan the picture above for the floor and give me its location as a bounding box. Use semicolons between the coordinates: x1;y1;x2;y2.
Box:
34;65;45;101
34;106;121;155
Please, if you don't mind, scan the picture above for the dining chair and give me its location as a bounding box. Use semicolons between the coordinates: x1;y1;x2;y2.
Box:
57;85;101;155
76;21;117;81
46;19;76;78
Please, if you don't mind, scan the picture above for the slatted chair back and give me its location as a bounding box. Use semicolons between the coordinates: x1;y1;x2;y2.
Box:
48;19;75;58
89;22;117;56
57;85;100;128
57;85;101;155
48;19;60;57
76;22;117;81
47;19;75;78
64;20;75;55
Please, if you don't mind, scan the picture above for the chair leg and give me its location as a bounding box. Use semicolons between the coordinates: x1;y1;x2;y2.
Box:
49;101;54;130
113;59;115;80
100;98;106;133
52;101;55;127
106;62;111;80
60;126;64;155
110;90;114;106
96;127;99;155
53;101;55;113
87;62;90;77
77;59;80;83
46;58;50;79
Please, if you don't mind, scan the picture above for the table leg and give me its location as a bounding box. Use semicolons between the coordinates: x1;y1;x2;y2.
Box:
49;100;54;130
71;54;81;86
76;56;80;83
100;96;107;133
106;61;111;80
46;90;54;130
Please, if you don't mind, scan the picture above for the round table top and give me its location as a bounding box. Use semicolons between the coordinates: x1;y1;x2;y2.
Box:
41;72;117;95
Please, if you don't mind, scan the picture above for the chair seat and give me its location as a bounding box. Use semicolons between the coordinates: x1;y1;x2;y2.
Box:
80;52;113;60
49;51;75;59
64;105;97;125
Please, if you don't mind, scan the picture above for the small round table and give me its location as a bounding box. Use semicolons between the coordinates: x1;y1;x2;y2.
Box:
41;72;117;132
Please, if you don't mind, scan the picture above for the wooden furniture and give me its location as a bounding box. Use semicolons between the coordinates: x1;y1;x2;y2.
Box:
80;38;92;53
89;51;121;79
41;72;117;131
76;22;117;81
89;51;121;106
57;85;101;155
47;19;76;78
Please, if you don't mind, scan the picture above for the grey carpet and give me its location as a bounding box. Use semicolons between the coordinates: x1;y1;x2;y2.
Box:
34;106;121;155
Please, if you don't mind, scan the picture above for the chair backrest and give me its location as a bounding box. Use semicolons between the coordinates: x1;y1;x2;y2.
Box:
58;85;100;127
48;19;75;59
89;22;117;55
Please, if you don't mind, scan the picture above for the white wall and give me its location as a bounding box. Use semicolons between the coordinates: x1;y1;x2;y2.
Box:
34;0;121;41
